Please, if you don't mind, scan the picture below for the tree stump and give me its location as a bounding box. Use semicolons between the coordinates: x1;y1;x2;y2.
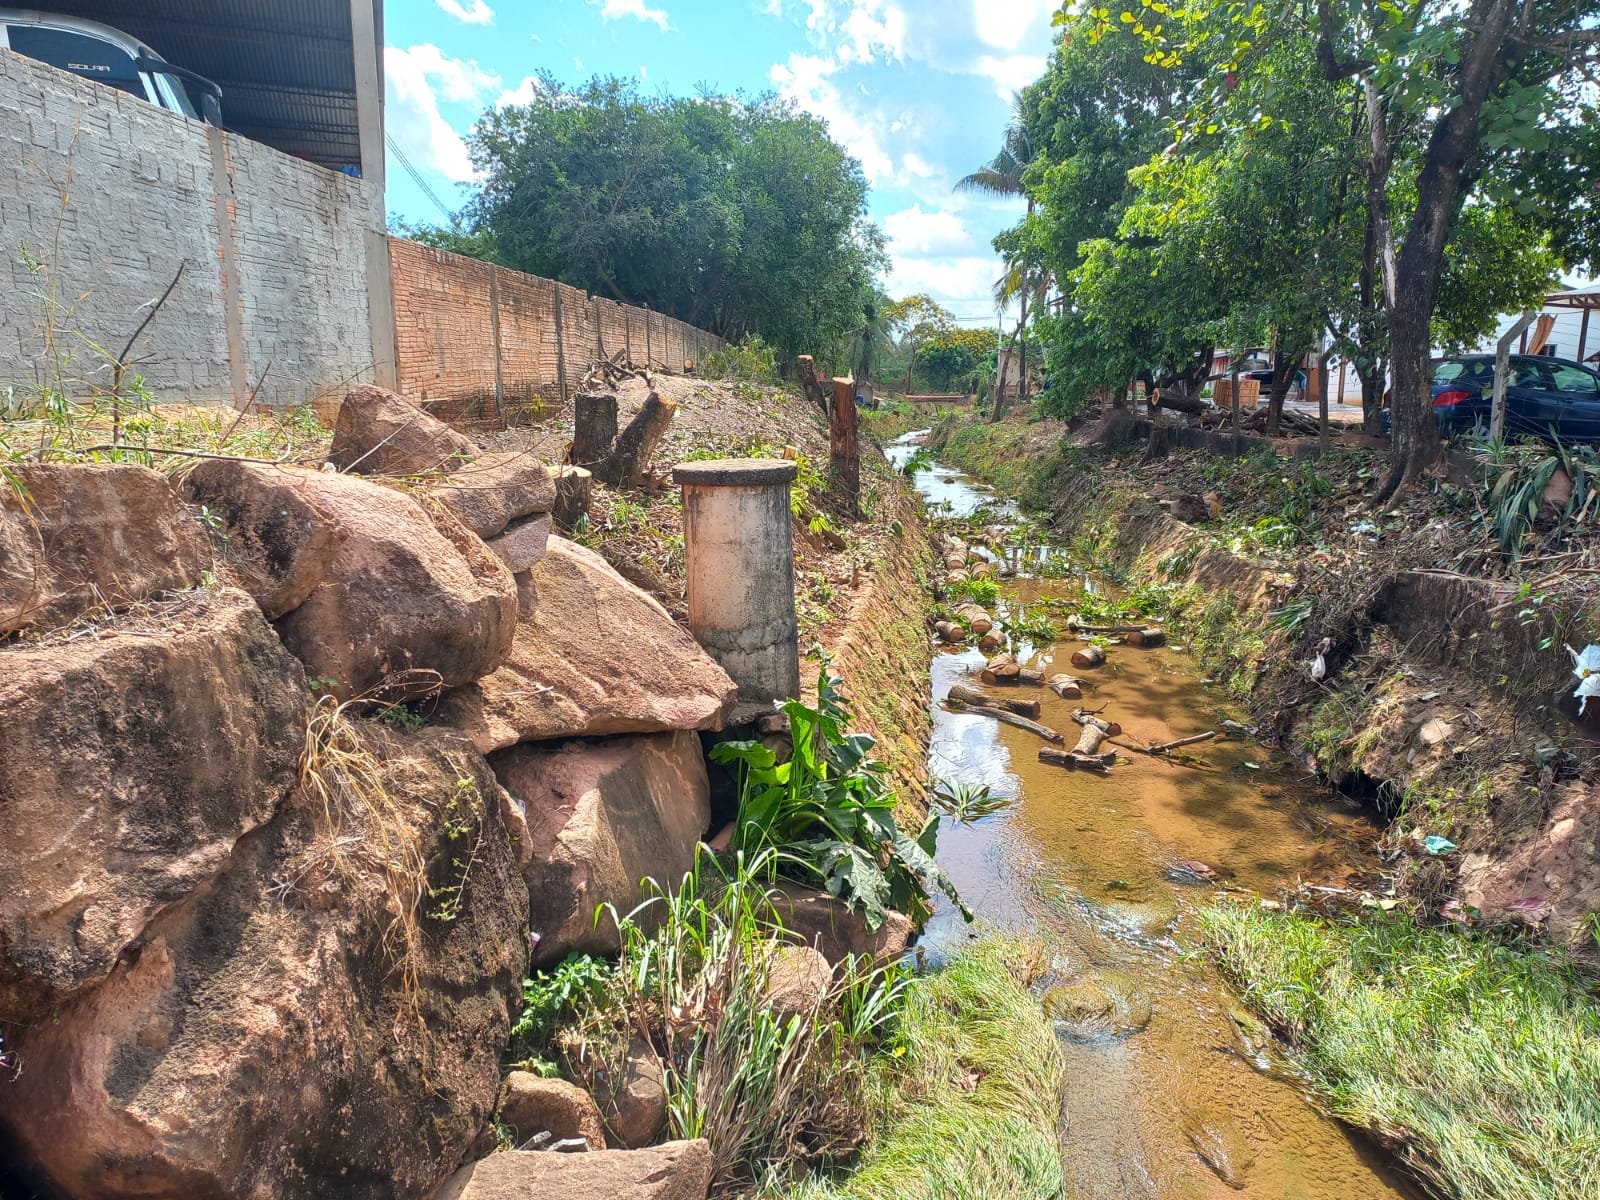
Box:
552;466;592;532
797;355;829;417
595;392;677;488
572;392;618;468
830;376;860;518
1047;674;1085;699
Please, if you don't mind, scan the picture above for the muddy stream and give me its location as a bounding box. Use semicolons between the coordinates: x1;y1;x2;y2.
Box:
887;433;1420;1200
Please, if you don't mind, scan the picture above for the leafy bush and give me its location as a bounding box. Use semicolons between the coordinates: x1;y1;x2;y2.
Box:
508;952;615;1069
710;664;967;929
703;335;780;383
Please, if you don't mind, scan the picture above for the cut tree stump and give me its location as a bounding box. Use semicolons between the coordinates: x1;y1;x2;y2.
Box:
797;355;829;417
979;653;1043;686
978;632;1004;653
552;466;592;532
595;391;676;488
943;698;1063;744
830;376;861;518
1047;674;1085;699
948;683;1040;719
1126;627;1166;648
1071;644;1107;670
935;621;966;644
572;392;618;468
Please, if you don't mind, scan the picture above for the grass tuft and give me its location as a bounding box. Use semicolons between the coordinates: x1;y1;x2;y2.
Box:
770;939;1065;1200
1203;903;1600;1200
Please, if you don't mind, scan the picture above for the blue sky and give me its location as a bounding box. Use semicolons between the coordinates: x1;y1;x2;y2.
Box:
383;0;1061;325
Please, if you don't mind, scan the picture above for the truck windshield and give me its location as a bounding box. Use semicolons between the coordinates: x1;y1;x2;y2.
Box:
8;25;145;98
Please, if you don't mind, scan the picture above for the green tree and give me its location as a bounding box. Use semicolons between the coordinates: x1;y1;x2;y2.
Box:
462;74;884;364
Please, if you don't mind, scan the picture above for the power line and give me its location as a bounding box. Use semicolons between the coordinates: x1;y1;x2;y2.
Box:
386;134;456;224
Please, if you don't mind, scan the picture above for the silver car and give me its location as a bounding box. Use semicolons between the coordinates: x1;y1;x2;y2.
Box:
0;8;220;121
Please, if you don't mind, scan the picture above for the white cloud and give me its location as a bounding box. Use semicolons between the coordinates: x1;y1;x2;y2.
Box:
770;53;896;183
972;0;1054;51
435;0;495;24
884;204;973;256
972;53;1047;102
385;44;500;184
593;0;672;31
887;254;1004;315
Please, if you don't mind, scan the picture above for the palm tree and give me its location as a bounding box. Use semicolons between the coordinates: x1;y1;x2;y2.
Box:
958;95;1035;418
849;292;893;390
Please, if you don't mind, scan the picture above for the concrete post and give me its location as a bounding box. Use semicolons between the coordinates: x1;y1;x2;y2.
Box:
673;458;800;724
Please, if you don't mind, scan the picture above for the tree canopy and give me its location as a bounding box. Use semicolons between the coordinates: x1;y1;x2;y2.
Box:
416;73;885;366
1014;1;1598;479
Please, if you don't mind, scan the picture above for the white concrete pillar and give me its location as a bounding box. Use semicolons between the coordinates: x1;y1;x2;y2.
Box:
674;458;800;723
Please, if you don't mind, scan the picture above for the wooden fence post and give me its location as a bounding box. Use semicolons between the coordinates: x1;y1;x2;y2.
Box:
830;376;860;518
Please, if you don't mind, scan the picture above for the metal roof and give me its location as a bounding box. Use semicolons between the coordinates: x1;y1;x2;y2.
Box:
24;1;378;171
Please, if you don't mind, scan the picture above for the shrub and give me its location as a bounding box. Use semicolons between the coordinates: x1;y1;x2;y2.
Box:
703;335;780;383
710;662;967;929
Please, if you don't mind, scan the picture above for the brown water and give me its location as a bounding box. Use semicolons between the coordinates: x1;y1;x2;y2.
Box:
892;435;1421;1200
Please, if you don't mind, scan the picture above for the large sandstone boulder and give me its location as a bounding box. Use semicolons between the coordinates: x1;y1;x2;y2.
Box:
771;883;915;967
0;587;307;1021
183;458;351;618
435;1140;713;1200
438;537;736;752
492;730;710;965
0;727;529;1200
252;469;517;698
430;451;557;539
496;1073;606;1151
0;462;207;636
327;383;480;477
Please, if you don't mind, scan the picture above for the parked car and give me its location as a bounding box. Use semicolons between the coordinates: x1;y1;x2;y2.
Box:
0;9;220;122
1425;353;1600;441
1236;360;1308;404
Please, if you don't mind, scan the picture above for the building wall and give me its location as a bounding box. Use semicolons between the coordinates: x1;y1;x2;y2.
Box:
0;48;382;411
388;239;726;429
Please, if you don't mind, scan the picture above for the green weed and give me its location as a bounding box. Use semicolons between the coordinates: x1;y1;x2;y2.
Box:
1204;904;1600;1200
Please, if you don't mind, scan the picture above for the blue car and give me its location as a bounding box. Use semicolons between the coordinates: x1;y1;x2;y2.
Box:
1427;354;1600;441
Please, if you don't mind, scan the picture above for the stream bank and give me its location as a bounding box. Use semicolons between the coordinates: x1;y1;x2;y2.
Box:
891;413;1600;1200
889;432;1421;1200
908;406;1600;952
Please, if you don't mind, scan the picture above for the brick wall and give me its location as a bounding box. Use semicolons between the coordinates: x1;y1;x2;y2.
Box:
388;239;726;429
0;48;382;410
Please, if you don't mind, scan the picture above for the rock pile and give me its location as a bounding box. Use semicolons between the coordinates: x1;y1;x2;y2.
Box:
0;386;742;1200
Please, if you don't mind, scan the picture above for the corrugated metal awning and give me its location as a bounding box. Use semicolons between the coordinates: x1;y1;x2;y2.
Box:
28;1;376;172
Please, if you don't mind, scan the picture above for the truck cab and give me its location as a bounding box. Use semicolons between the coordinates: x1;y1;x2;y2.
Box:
0;8;220;122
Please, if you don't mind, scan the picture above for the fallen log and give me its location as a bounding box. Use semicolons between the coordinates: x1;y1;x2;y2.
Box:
970;560;994;579
1153;387;1206;415
1072;709;1123;739
944;554;968;571
934;621;966;644
948;683;1040;719
1038;745;1117;772
956;604;994;635
595;391;676;488
979;653;1044;686
1126;627;1166;648
1143;730;1218;755
943;698;1063;744
1071;644;1106;670
571;391;618;468
1065;617;1148;636
978;631;1005;654
1047;674;1085;699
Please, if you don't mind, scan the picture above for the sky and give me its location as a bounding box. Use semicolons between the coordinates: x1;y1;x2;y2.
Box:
382;0;1062;326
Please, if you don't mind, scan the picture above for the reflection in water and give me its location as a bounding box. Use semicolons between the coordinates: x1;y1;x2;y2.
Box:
887;432;1420;1200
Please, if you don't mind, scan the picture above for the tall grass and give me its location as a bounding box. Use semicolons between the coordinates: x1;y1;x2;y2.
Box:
1203;904;1600;1200
770;940;1066;1200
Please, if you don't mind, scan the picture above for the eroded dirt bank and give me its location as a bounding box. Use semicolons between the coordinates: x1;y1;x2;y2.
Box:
912;407;1600;952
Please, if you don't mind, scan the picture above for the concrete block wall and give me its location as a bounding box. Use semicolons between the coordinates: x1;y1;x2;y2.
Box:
0;49;382;411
